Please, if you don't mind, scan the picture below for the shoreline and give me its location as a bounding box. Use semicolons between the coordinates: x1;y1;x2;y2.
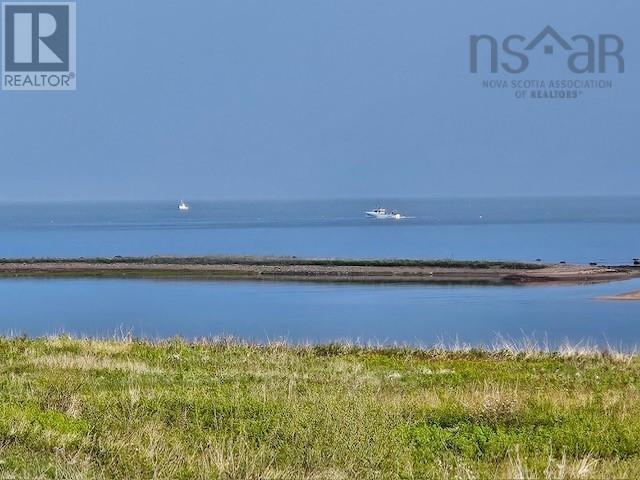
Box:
598;290;640;301
0;256;636;285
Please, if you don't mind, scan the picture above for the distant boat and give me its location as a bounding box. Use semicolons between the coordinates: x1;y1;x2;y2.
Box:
365;208;404;220
178;201;190;211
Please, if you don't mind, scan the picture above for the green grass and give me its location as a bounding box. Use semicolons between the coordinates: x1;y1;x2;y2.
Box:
0;337;638;479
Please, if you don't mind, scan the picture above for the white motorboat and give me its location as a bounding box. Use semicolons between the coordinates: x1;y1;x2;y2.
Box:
365;208;403;219
178;201;190;211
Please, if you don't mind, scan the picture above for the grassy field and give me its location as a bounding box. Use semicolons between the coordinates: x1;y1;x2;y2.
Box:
1;338;639;479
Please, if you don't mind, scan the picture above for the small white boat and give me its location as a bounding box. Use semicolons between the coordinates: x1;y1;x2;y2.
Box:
178;201;190;211
365;208;403;220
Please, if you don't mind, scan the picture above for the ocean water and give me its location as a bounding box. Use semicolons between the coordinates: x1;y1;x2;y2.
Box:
0;197;638;263
0;197;638;346
0;278;639;348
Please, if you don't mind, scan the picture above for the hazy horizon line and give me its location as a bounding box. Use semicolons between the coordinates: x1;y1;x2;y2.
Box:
0;193;638;203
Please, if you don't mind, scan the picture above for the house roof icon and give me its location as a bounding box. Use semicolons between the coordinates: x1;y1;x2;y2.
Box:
525;26;573;54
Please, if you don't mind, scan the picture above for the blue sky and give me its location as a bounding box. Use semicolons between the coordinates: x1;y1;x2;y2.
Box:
0;0;637;200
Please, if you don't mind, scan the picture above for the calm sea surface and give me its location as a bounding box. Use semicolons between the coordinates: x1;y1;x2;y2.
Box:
0;197;638;346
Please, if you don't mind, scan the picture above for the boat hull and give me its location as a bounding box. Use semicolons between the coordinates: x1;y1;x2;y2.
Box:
366;211;402;219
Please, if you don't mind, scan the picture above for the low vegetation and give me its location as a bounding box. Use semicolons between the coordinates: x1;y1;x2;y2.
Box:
0;256;547;270
0;337;639;479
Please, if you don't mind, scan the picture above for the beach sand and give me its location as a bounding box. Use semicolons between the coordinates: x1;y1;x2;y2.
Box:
598;291;640;301
0;256;636;285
